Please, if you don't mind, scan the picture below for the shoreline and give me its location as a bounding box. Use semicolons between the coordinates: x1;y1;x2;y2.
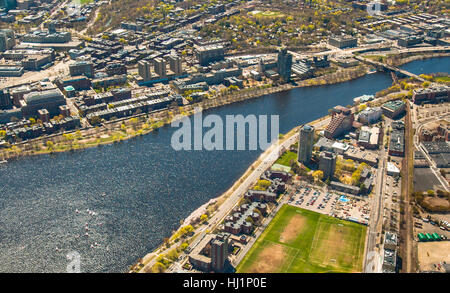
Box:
0;64;367;162
4;51;447;162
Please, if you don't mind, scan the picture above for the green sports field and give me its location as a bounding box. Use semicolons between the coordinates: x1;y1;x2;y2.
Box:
236;205;367;273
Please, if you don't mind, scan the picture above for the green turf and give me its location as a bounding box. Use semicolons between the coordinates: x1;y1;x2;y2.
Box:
274;151;297;167
434;76;450;83
236;205;367;273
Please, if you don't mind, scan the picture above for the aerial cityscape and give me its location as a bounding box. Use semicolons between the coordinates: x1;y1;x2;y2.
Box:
0;0;449;277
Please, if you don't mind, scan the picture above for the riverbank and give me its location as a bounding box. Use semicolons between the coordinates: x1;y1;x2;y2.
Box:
0;64;369;162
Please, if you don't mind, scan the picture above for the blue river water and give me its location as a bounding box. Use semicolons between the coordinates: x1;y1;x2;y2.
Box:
0;57;448;272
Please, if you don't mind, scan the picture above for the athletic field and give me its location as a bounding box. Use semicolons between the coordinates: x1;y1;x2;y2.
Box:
236;205;367;273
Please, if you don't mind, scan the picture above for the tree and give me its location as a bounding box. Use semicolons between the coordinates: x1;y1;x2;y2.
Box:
46;141;54;151
152;262;165;273
200;214;208;223
358;104;367;112
312;170;324;182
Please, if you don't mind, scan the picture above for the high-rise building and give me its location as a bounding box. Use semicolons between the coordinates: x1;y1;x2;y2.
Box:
277;48;292;82
319;151;336;179
138;60;152;81
298;124;314;164
298;124;315;164
0;29;15;52
153;57;167;78
211;232;230;272
167;55;182;75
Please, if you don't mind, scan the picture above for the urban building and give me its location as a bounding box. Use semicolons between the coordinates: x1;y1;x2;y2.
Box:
358;107;382;124
0;89;11;109
382;249;398;273
330;181;360;195
22;28;71;43
211;232;230;272
153;57;167;78
105;63;127;76
389;121;405;157
397;36;424;47
358;126;380;149
324;105;355;139
298;124;315;164
167;54;183;75
413;86;450;104
69;60;94;78
0;65;23;77
20;88;66;117
319;151;336;179
138;60;152;81
277;48;292;82
329;35;357;49
195;44;224;66
224;202;266;235
189;232;231;272
381;100;406;119
0;28;15;52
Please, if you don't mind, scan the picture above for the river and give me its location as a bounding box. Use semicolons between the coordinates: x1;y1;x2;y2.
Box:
0;57;448;272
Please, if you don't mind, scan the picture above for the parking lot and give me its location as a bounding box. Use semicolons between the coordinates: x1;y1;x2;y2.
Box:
383;173;402;234
287;182;370;225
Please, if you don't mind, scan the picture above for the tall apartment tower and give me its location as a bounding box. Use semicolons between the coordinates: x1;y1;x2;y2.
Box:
168;55;182;75
138;60;152;81
211;232;230;272
153;57;167;78
319;151;336;179
277;48;292;82
298;124;315;164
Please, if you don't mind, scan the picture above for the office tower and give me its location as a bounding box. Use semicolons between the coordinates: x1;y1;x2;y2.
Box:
153;57;166;78
319;151;336;179
277;48;292;82
138;60;152;81
298;124;315;164
168;55;182;75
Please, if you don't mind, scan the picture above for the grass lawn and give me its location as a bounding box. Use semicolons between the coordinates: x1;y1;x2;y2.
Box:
249;10;285;18
74;0;93;4
275;151;297;167
434;76;450;83
236;205;367;273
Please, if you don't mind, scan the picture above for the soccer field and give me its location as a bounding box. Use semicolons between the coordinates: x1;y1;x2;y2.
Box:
236;205;367;273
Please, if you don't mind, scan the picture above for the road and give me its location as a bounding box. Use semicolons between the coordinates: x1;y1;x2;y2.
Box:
363;142;386;273
400;105;415;273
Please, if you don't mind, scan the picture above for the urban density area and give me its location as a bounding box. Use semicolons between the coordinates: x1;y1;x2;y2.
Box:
0;0;449;277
